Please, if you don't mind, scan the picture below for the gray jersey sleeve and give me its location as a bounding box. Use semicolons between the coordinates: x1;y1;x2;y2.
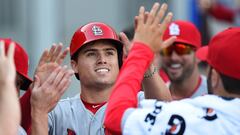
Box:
18;126;27;135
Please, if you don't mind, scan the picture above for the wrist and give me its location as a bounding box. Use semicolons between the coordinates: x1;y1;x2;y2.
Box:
144;65;158;79
31;106;48;119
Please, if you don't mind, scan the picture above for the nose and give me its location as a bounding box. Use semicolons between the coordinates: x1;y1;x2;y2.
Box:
170;51;181;61
96;54;107;65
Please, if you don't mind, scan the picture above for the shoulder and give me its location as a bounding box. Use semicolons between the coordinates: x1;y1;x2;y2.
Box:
49;94;82;117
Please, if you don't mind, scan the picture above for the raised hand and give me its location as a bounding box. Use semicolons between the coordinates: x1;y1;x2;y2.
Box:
119;32;132;59
31;66;74;114
34;43;69;85
0;41;16;84
133;3;175;53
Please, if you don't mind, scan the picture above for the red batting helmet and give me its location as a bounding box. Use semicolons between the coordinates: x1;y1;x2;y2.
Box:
0;38;32;90
70;22;123;63
70;22;123;79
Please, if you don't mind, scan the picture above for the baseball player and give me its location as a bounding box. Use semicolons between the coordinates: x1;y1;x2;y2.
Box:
160;20;208;100
29;22;123;135
0;38;73;135
104;2;240;135
20;43;72;134
0;38;32;135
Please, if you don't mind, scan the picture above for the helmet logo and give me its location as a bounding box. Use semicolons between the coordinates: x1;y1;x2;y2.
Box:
169;23;180;36
92;25;103;36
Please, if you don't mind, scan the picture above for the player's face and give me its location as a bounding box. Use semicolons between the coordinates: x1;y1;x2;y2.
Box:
161;44;197;83
71;40;119;89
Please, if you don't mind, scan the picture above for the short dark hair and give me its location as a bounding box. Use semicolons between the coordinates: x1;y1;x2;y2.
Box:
219;73;240;95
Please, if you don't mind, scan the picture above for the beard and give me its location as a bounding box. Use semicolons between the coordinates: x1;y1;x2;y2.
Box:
162;60;196;84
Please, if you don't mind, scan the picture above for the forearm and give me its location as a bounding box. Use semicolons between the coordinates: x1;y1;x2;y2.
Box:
142;65;172;101
0;83;20;135
31;109;48;135
104;42;154;133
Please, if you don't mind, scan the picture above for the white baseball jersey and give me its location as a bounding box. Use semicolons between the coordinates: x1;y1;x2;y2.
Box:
48;94;106;135
122;95;240;135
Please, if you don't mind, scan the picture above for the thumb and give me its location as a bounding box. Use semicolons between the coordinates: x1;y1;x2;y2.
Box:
160;36;176;50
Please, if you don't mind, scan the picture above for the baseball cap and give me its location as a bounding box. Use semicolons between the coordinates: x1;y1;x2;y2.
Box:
163;20;201;49
0;38;32;90
196;27;240;79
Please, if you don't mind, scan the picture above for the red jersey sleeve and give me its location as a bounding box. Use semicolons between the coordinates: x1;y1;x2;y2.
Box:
209;3;235;23
104;42;154;134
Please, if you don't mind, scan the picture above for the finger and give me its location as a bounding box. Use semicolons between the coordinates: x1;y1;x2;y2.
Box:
56;47;69;64
153;3;168;26
59;80;71;96
7;42;15;62
160;36;176;50
120;32;132;58
57;70;74;93
43;66;62;85
0;40;5;58
159;12;173;36
50;43;63;62
144;12;149;24
146;3;160;25
38;49;49;66
47;44;57;61
120;32;131;47
137;6;145;27
52;65;67;86
134;16;138;30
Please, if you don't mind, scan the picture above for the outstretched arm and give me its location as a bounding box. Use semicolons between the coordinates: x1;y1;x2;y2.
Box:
31;66;74;135
104;2;174;134
0;41;20;135
20;43;69;133
119;4;174;102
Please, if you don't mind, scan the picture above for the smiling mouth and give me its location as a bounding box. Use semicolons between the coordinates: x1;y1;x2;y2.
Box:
170;63;181;69
95;68;110;73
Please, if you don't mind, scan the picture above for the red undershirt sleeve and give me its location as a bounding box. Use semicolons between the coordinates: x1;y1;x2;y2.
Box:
104;42;154;134
20;89;32;134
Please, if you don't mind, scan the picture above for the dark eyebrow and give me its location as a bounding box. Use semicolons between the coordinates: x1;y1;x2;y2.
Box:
83;48;97;54
104;48;117;51
83;47;117;53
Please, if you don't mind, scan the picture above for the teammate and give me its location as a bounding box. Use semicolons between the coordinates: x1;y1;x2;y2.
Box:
161;20;207;100
20;43;72;134
29;22;123;135
0;38;72;134
104;2;240;134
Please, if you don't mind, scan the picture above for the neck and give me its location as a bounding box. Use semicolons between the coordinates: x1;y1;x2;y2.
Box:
170;68;201;100
80;85;113;103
